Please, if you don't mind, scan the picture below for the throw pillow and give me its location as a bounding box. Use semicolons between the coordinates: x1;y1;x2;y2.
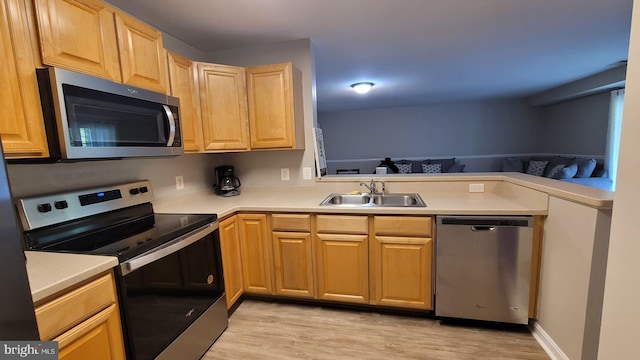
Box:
553;164;579;179
447;164;465;173
429;158;455;173
544;156;573;177
572;158;597;178
545;164;566;178
502;157;524;172
395;162;412;174
526;160;548;176
422;163;442;173
411;160;426;173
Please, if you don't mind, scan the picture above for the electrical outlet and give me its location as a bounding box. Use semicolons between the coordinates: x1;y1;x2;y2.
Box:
175;175;184;190
469;183;485;193
303;167;313;180
281;168;290;181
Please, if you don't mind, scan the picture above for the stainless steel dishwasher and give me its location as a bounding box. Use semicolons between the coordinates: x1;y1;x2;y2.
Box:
435;215;533;324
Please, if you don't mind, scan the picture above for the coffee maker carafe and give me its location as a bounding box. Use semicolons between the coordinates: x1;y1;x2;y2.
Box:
214;165;241;197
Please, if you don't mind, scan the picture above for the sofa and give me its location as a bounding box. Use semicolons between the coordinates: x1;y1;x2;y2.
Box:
502;156;613;190
379;157;466;174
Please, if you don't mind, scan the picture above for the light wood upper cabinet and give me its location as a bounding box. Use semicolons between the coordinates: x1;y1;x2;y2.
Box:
314;215;369;304
238;213;273;294
370;216;433;310
219;215;244;309
271;213;314;298
115;11;168;93
167;51;203;153
197;63;250;151
35;272;126;360
0;0;49;158
246;62;304;150
33;0;168;93
33;0;121;82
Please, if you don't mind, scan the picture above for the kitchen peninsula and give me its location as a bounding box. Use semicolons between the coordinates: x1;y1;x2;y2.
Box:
23;172;612;360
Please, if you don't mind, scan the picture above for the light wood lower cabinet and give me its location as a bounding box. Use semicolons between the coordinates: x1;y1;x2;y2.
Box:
219;215;244;309
371;216;433;310
315;215;369;304
238;213;273;295
34;271;126;360
271;214;314;298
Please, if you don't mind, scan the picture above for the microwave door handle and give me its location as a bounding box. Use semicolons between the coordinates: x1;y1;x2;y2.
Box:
163;105;176;146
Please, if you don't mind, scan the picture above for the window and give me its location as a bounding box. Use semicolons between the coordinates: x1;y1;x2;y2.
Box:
606;89;625;190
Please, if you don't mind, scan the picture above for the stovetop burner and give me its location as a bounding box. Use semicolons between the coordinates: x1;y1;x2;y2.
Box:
17;180;216;262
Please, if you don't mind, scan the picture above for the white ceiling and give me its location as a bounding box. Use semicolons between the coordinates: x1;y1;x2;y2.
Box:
106;0;632;112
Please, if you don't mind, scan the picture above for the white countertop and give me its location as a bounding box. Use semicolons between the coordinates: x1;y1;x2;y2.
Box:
25;251;118;303
153;183;548;217
24;172;613;304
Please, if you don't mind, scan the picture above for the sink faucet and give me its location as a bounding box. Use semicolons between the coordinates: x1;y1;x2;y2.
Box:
360;180;386;195
360;179;377;194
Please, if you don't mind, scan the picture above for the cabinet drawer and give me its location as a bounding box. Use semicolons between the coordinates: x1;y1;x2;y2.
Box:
272;214;310;232
35;273;116;340
374;216;432;237
316;215;368;235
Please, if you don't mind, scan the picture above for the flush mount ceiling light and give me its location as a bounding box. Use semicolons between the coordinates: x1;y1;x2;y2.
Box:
351;82;374;94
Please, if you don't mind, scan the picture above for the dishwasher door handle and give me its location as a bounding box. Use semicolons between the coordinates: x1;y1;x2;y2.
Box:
471;225;496;231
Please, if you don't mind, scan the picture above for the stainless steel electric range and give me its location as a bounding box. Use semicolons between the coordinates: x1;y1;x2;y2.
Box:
16;180;228;360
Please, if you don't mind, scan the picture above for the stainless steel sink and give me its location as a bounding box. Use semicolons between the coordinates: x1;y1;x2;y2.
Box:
319;194;372;205
319;193;426;207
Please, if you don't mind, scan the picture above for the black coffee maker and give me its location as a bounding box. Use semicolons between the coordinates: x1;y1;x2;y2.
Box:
214;165;241;197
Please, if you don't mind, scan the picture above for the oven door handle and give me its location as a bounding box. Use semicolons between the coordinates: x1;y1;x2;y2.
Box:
120;221;218;276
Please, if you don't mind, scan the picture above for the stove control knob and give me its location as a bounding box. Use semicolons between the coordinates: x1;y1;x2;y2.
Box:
139;186;149;193
129;188;140;195
37;203;52;213
54;200;68;210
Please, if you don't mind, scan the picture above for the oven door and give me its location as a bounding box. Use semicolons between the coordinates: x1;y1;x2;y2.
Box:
117;222;227;360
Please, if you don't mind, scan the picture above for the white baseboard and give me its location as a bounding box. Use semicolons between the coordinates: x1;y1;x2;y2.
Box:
530;321;570;360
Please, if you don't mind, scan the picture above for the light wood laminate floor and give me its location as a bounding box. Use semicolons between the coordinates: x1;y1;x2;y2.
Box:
203;300;549;360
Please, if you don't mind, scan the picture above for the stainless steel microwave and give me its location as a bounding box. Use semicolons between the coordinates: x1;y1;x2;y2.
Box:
35;67;183;161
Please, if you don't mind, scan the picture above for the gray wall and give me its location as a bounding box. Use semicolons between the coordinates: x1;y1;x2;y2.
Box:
7;154;231;200
318;99;543;173
538;92;611;156
318;93;612;174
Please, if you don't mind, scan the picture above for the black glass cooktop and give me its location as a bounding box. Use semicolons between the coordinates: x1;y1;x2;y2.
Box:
24;203;216;262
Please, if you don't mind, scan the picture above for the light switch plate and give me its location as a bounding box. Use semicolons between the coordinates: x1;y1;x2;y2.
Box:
469;183;484;193
281;168;290;181
175;175;184;190
303;167;313;180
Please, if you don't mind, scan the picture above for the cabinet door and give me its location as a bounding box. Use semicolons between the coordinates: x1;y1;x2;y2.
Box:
0;0;49;158
238;214;273;294
370;236;433;309
272;231;314;298
314;233;369;304
55;304;126;360
167;51;203;153
115;11;168;93
197;63;250;151
246;62;303;149
219;216;244;309
33;0;121;82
